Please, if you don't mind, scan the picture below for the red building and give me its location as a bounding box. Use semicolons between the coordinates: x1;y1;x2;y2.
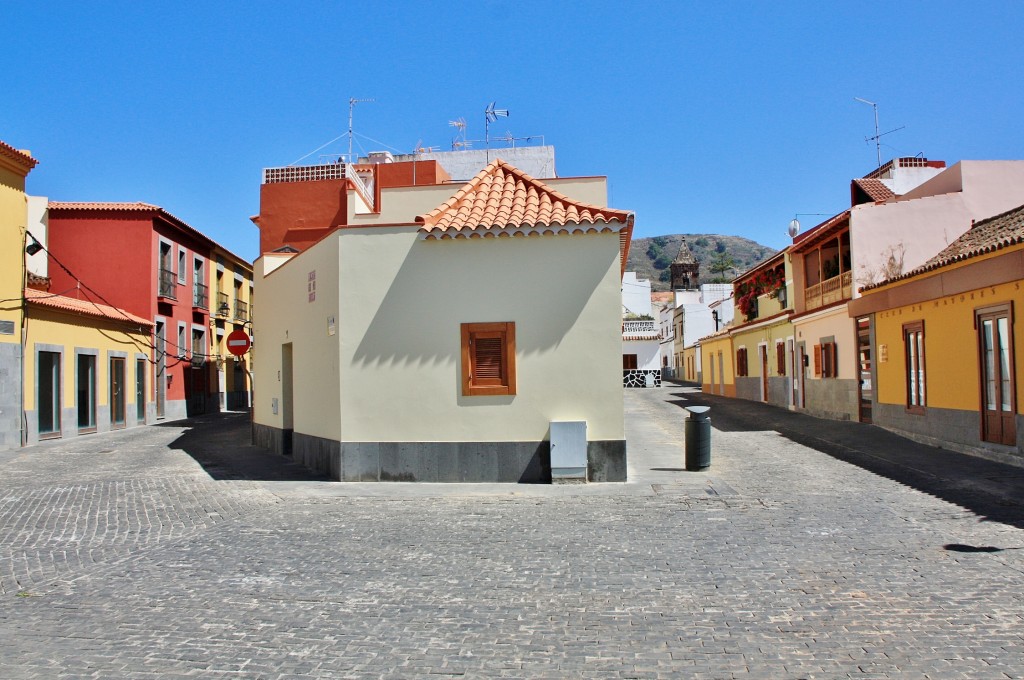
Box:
46;202;235;421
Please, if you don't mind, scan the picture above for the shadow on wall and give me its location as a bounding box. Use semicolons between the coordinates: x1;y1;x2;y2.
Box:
351;235;616;370
668;386;1024;531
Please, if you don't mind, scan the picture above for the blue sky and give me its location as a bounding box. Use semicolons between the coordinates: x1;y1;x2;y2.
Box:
5;2;1023;261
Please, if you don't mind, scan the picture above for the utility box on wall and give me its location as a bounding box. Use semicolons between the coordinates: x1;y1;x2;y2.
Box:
551;420;587;483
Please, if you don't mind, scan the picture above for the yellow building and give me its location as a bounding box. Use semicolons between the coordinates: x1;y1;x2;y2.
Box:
700;329;735;397
208;245;254;410
0;140;38;449
849;205;1024;459
729;250;797;407
23;289;153;443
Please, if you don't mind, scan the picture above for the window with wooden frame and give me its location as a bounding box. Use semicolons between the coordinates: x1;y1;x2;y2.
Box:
814;341;838;378
736;347;748;377
622;354;638;370
461;322;516;396
903;321;925;413
776;342;786;376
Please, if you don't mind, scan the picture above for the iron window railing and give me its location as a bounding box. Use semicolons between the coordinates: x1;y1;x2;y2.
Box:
159;268;177;299
193;283;209;309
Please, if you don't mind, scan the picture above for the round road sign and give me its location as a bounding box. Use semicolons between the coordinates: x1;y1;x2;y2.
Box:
226;329;252;356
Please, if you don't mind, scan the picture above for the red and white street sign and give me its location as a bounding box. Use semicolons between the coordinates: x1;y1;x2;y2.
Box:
226;329;252;356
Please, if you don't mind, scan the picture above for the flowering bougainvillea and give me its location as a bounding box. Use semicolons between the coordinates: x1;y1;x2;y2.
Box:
736;267;786;319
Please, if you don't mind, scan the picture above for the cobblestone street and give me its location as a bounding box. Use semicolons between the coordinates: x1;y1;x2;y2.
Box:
1;388;1023;678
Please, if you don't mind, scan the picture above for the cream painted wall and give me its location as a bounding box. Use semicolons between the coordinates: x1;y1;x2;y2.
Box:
256;227;625;443
334;227;624;442
253;236;341;441
792;307;857;380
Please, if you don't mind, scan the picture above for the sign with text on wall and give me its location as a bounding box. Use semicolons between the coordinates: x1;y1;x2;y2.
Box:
308;270;316;302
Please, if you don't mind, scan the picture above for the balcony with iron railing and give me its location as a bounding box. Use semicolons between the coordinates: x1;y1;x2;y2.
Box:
158;268;177;300
193;283;208;310
804;270;853;311
234;299;249;321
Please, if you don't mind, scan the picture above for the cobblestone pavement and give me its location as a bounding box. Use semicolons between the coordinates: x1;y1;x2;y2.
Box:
1;392;1023;679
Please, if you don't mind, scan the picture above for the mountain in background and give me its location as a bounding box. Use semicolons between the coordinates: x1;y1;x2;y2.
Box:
627;234;778;292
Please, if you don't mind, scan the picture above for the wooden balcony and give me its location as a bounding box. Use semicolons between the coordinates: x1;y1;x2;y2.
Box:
804;271;852;310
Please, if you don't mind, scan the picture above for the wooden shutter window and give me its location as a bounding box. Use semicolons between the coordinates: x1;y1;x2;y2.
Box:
813;344;821;377
461;322;516;396
776;343;786;376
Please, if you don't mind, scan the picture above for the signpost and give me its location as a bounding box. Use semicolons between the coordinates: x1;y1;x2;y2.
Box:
226;329;251;356
225;329;254;443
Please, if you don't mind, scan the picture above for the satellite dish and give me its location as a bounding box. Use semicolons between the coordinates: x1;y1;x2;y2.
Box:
788;218;800;238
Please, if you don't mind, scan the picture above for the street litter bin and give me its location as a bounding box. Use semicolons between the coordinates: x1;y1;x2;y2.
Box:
684;406;711;470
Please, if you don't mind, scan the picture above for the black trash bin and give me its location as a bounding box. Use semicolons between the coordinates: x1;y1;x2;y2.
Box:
684;406;711;470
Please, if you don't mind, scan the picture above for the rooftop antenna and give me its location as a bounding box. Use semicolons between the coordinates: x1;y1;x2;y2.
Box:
484;101;509;162
854;97;904;168
449;117;468;150
348;97;374;163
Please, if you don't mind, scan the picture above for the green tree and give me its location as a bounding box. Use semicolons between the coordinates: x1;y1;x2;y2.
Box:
653;254;672;270
710;251;736;279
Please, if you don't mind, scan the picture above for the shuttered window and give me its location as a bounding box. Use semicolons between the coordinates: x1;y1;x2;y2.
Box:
776;342;786;376
736;347;748;377
461;322;516;396
816;341;838;378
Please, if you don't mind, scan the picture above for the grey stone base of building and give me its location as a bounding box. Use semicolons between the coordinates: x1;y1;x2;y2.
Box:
252;425;627;483
874;402;1023;465
0;343;22;451
801;378;859;421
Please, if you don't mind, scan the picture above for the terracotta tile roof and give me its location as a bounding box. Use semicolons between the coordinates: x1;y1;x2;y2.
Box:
0;140;38;173
862;203;1024;291
48;201;160;212
791;210;851;250
417;159;632;237
853;178;895;202
25;288;153;327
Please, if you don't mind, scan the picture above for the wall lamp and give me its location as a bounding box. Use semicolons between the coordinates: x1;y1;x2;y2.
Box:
25;237;43;256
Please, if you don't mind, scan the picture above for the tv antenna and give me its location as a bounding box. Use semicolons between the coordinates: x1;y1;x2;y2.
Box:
854;97;904;168
347;97;374;163
449;117;469;150
484;101;509;161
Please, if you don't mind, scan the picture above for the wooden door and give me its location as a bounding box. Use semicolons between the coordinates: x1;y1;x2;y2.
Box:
978;308;1016;445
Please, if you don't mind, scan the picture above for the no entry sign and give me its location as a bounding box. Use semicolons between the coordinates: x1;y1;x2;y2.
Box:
226;329;252;356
